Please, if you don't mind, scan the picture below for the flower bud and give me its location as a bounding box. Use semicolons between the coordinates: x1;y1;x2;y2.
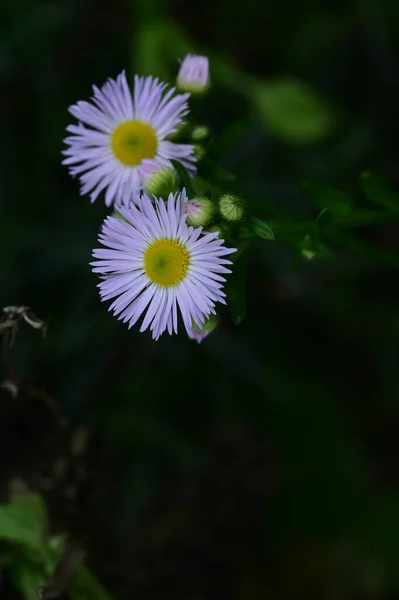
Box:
187;314;219;344
191;126;210;141
185;197;214;227
301;248;316;261
193;143;206;162
177;54;210;95
218;194;245;222
143;164;178;198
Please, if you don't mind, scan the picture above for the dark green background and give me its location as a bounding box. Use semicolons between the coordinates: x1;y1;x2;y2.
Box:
2;0;399;597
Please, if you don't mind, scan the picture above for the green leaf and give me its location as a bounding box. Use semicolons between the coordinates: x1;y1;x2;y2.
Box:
248;217;275;240
210;59;335;145
250;78;335;144
226;254;247;325
303;181;355;218
68;565;116;600
9;560;46;600
0;494;48;556
359;172;399;213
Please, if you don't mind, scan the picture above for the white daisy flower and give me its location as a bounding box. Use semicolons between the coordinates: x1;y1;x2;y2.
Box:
91;190;236;340
62;71;196;207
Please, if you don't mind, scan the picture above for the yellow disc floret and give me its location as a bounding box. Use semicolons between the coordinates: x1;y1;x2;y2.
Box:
144;239;190;287
111;120;157;166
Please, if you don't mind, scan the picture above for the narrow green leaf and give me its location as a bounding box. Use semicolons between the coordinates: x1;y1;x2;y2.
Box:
9;560;46;600
359;172;399;213
303;181;354;218
248;217;275;240
250;78;335;144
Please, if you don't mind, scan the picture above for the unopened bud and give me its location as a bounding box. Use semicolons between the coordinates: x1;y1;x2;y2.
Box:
193;144;206;162
187;314;219;344
177;54;210;95
143;165;178;198
301;248;316;261
191;126;210;141
185;197;214;227
218;194;245;222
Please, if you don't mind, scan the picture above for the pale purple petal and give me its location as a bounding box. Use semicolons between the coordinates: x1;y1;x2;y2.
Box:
91;192;236;340
177;55;210;93
63;72;196;207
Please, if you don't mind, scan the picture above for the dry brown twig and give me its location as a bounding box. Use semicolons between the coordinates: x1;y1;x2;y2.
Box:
0;306;66;426
0;306;47;343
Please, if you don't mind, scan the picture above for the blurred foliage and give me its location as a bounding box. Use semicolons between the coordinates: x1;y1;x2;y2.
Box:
0;489;114;599
2;0;399;598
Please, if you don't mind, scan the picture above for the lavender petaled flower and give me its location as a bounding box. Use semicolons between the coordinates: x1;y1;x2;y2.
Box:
62;71;196;207
91;190;236;340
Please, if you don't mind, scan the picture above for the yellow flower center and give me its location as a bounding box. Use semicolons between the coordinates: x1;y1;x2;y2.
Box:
144;239;190;287
111;120;157;166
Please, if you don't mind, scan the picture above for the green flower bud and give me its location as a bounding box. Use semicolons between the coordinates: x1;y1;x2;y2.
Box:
301;248;316;261
185;197;215;227
218;194;245;222
193;143;206;162
143;166;178;198
191;126;210;141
